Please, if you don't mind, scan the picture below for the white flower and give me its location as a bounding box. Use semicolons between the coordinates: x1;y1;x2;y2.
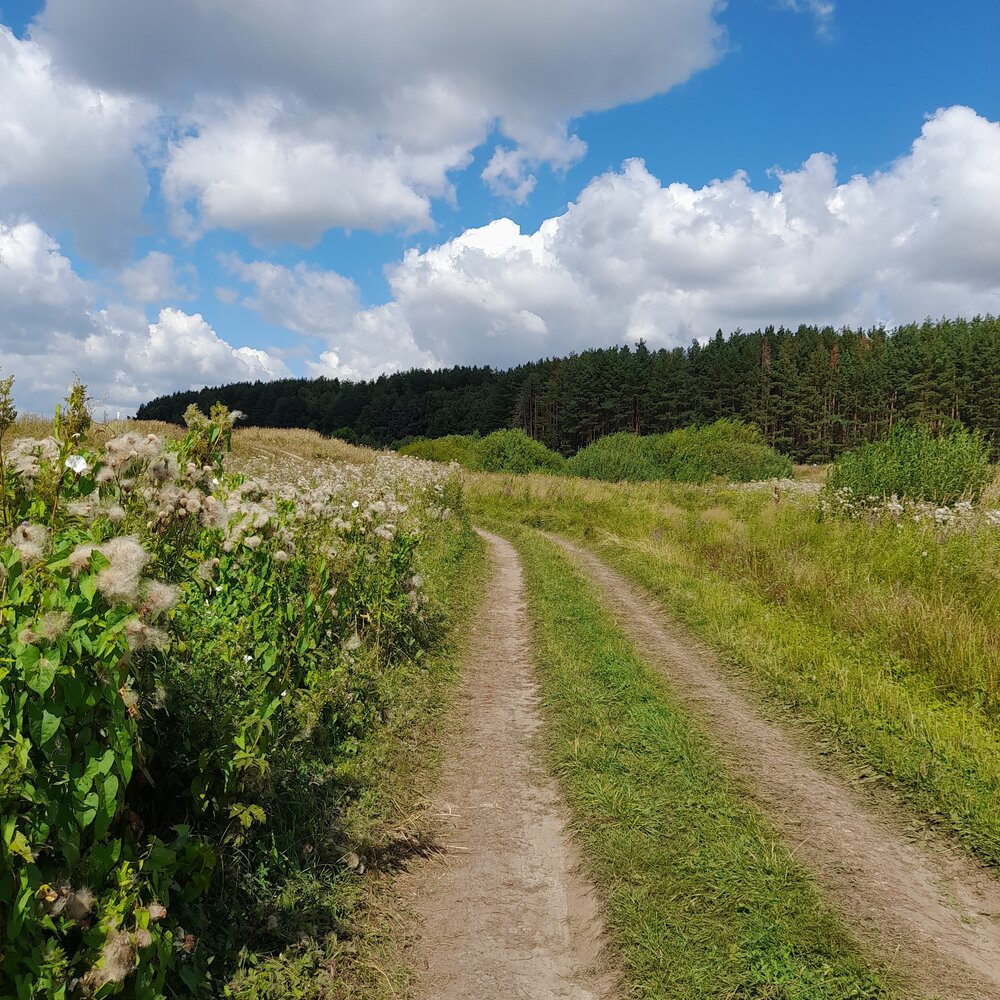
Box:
65;455;89;475
351;500;360;509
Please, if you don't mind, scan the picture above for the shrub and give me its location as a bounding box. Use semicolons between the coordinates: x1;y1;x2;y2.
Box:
474;429;564;474
399;434;481;469
0;378;462;996
401;430;564;475
566;433;667;482
826;423;992;504
566;421;792;484
659;419;793;483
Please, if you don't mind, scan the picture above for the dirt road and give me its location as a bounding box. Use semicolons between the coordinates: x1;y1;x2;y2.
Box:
398;530;616;1000
550;533;1000;1000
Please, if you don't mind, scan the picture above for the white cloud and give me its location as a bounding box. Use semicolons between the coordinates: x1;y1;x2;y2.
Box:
222;255;360;335
119;251;194;304
780;0;836;39
225;255;439;379
0;26;154;260
280;106;1000;376
0;222;290;414
34;0;724;242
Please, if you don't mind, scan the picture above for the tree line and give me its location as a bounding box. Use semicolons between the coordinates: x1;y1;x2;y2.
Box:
136;315;1000;462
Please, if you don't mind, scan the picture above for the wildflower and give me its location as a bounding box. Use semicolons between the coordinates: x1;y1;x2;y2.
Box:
274;549;289;563
141;580;180;620
18;625;39;645
243;534;262;550
81;928;135;989
94;536;149;606
8;523;49;565
65;455;89;475
67;498;100;519
344;632;361;652
351;500;360;509
37;611;69;641
125;619;169;652
106;504;127;524
69;543;96;577
135;928;153;950
147;902;167;923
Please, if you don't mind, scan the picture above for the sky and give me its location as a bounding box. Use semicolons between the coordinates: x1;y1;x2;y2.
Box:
0;0;998;416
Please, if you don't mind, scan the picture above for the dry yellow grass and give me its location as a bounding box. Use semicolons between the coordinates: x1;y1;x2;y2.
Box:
228;426;378;466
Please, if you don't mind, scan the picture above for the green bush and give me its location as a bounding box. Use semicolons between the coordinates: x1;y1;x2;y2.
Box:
475;429;564;475
660;419;793;483
567;420;792;483
399;434;481;469
566;433;667;482
401;430;564;475
826;423;992;504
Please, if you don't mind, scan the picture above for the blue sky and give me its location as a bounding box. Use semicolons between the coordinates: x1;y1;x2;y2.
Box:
0;0;998;414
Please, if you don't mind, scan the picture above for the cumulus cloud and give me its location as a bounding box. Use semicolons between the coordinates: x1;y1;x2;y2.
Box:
224;255;439;379
34;0;724;242
0;222;289;414
0;26;153;260
119;251;194;304
258;106;1000;377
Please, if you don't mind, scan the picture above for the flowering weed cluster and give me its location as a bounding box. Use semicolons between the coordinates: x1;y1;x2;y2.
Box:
819;485;1000;535
0;378;465;997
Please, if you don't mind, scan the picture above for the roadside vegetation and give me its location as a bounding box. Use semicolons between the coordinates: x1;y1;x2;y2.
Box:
490;525;898;998
402;419;791;483
0;377;481;998
468;448;1000;866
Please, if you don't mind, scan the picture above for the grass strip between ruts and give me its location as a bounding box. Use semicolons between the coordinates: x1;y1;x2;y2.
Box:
503;522;901;1000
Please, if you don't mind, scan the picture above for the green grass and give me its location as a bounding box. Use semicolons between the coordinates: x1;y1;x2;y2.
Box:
224;523;490;998
468;473;1000;868
497;523;899;998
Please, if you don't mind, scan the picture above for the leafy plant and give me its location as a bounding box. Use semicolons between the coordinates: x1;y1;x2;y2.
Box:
826;423;992;504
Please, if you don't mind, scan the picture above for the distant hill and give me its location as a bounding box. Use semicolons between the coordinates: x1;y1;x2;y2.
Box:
137;316;1000;463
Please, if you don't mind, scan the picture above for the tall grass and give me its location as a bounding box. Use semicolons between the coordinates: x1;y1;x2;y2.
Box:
827;423;992;503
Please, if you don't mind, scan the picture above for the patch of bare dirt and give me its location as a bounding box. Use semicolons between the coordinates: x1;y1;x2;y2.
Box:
396;530;617;1000
549;533;1000;1000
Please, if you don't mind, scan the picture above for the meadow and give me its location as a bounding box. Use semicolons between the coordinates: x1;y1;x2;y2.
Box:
468;453;1000;866
6;384;1000;998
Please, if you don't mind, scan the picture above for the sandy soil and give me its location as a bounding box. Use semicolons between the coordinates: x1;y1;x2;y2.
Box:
550;533;1000;1000
397;530;617;1000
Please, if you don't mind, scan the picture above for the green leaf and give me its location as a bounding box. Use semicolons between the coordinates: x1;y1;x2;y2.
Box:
7;830;33;863
26;656;57;696
40;709;60;746
78;792;99;829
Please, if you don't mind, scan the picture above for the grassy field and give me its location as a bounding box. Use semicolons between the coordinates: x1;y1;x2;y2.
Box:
468;470;1000;866
494;524;899;998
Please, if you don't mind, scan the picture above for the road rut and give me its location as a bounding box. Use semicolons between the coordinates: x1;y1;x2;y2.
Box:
549;532;1000;1000
398;529;616;1000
